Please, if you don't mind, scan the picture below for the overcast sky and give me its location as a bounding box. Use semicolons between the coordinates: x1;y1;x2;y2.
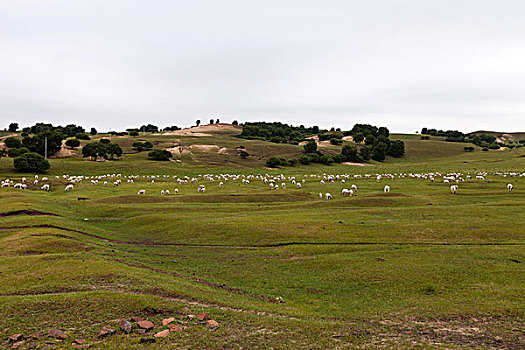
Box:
1;0;525;133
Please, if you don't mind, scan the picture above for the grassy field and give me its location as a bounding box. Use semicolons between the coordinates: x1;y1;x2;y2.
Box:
0;126;524;349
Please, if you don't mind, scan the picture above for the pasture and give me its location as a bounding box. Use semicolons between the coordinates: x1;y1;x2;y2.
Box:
0;128;524;349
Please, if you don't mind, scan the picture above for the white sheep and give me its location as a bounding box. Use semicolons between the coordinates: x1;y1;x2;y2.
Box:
161;190;165;195
351;184;358;192
174;188;179;194
41;184;50;191
507;183;513;191
325;193;333;200
297;183;302;189
450;185;458;194
137;189;146;195
384;185;390;193
65;184;74;191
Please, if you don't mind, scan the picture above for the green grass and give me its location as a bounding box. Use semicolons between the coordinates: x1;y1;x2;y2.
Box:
0;130;524;348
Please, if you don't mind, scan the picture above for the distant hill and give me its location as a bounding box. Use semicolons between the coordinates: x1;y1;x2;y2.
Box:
468;131;525;141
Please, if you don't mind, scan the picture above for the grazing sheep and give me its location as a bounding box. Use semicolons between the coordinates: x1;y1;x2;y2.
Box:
165;190;170;195
137;190;146;195
174;188;179;194
325;193;333;200
65;184;74;191
297;183;302;189
384;185;390;193
161;190;165;195
450;185;458;194
507;183;513;191
351;184;358;192
41;184;50;191
281;183;286;189
319;192;323;198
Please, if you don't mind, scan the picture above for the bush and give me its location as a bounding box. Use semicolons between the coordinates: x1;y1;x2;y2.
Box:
13;152;50;172
330;138;343;145
464;146;475;152
65;139;80;148
488;143;500;150
388;140;405;158
266;157;282;168
99;138;110;144
239;150;249;159
75;133;91;140
320;155;334;165
90;127;97;135
420;135;430;140
371;142;388;161
482;148;489;152
129;131;139;137
8;147;29;157
287;158;297;166
303;140;317;153
299;155;310;165
4;137;21;148
353;133;365;143
341;145;362;162
148;149;172;161
306;152;320;163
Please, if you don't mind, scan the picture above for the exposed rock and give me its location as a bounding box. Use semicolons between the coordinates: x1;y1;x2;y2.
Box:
187;314;195;320
135;329;146;334
10;341;25;349
137;320;155;330
207;320;219;327
154;329;170;338
162;317;175;326
196;312;210;321
32;332;44;339
131;316;144;322
98;328;116;338
56;333;68;340
168;324;183;332
48;329;63;337
9;334;23;342
75;339;86;344
376;257;386;262
140;337;156;343
119;319;132;333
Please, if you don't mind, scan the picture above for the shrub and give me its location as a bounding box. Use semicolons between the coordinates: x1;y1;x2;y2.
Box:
420;135;430;140
99;138;110;144
266;157;282;168
13;152;50;172
129;131;139;137
4;137;21;148
239;150;249;159
148;149;172;161
341;145;362;162
299;155;310;165
75;133;91;140
330;138;343;145
464;146;475;152
371;142;388;161
90;128;97;135
287;158;297;166
388;140;405;158
320;155;334;165
488;143;500;150
303;140;317;153
65;139;80;148
482;148;489;152
353;133;365;143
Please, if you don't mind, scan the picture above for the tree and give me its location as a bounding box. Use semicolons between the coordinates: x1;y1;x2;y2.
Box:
4;137;21;148
129;130;139;137
148;149;172;161
232;120;238;125
353;133;364;144
13;152;50;172
106;143;123;159
371;142;388;161
341;145;362;162
365;135;376;146
196;120;201;126
330;138;343;145
99;138;110;144
210;119;214;125
65;139;80;148
8;123;19;132
388;140;405;158
8;147;29;158
303;140;317;153
299;155;310;164
312;126;319;134
239;150;249;159
378;127;390;137
90;127;97;135
266;157;282;168
75;133;91;140
82;142;107;160
320;155;334;165
359;146;371;161
215;119;220;124
464;146;475;152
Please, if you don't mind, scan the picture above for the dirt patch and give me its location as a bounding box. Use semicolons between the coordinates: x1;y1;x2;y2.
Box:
341;162;373;166
0;209;59;217
48;140;79;158
160;124;239;137
299;135;334;148
190;144;221;152
342;136;354;141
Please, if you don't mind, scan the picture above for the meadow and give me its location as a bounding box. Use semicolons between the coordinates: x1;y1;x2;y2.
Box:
0;126;524;349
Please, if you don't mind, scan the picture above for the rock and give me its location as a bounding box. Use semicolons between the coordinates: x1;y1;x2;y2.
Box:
135;329;146;334
32;332;44;339
72;345;91;349
10;341;25;349
48;329;63;337
495;336;503;342
56;333;68;340
376;257;386;262
140;337;156;344
137;320;155;330
131;316;144;322
119;319;132;333
154;329;170;338
9;334;23;342
187;314;195;320
75;339;86;344
168;324;182;332
206;320;219;327
196;312;210;321
162;317;175;326
98;328;116;338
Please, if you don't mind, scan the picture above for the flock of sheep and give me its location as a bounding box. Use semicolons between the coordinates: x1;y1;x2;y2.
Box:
1;171;520;199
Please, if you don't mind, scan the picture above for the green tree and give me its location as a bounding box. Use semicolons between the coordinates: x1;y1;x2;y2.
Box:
303;140;317;153
266;157;282;168
75;133;91;140
341;145;362;162
388;140;405;157
99;138;110;144
148;149;172;161
371;142;388;161
359;146;371;161
8;123;19;132
90;127;97;135
106;143;123;159
65;139;80;148
129;131;139;137
353;132;364;143
4;137;21;148
13;152;50;172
